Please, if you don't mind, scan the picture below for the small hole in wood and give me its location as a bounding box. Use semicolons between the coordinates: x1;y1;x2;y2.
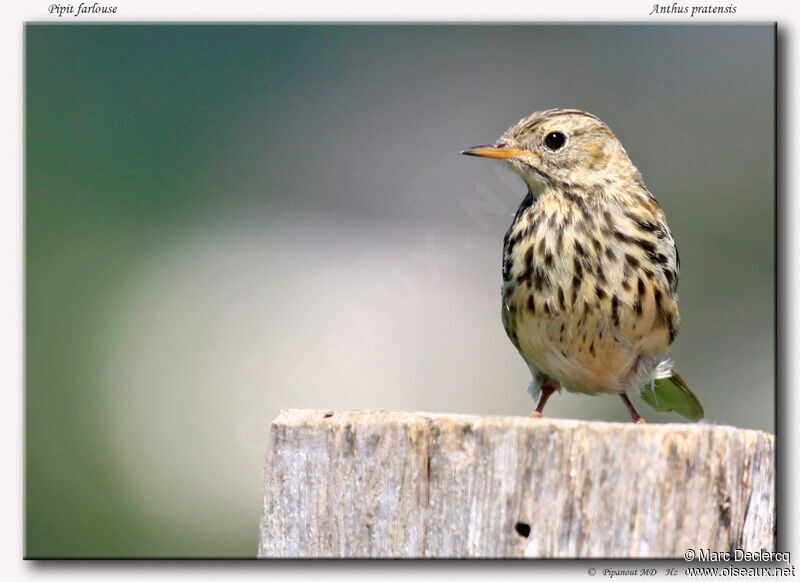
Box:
514;522;531;538
323;413;334;418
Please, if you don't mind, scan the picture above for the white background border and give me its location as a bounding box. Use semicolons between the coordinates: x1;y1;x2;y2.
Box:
5;2;792;579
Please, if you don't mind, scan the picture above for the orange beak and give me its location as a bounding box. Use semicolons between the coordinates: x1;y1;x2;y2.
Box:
461;143;539;162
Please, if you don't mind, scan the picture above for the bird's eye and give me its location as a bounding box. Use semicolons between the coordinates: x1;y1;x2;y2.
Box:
544;132;566;151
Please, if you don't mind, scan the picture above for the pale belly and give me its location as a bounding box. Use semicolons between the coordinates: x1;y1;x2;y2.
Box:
502;284;664;396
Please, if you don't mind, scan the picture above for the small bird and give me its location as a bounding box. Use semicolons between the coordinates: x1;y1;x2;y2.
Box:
462;109;703;423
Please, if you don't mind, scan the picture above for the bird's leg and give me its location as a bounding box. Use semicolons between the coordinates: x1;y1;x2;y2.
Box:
620;394;646;424
529;383;556;418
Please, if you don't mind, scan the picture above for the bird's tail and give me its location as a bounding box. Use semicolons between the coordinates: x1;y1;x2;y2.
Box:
639;367;704;421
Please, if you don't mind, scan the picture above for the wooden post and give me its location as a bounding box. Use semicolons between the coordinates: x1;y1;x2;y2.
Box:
258;409;775;558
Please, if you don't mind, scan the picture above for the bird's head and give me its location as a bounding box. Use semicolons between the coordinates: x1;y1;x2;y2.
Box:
462;109;638;196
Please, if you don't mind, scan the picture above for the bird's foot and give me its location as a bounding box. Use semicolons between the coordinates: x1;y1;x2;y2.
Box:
620;393;647;424
529;382;556;419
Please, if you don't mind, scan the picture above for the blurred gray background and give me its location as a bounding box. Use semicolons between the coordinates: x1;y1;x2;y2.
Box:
25;24;774;557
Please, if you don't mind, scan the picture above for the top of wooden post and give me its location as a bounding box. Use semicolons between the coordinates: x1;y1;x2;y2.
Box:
260;409;775;558
271;407;771;437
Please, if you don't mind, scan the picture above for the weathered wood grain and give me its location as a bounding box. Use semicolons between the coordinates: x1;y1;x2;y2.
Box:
258;409;775;558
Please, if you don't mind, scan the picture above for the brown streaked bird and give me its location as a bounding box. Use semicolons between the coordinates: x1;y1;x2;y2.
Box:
462;108;703;423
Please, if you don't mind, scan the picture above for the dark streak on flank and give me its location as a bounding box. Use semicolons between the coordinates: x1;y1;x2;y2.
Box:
649;252;669;266
634;277;645;316
505;231;520;256
571;276;581;305
654;288;669;326
580;301;591;325
503;192;535;281
595;262;607;285
664;269;675;290
622;254;636;278
573;256;584;279
533;265;551;291
627;213;661;235
613;230;658;255
533;265;550;291
517;246;534;285
563;190;582;206
502;253;512;282
524;217;539;239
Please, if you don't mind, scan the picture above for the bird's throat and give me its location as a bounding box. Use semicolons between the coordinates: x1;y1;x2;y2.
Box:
508;162;548;199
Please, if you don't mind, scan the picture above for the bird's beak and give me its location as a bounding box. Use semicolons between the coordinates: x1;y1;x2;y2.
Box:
461;142;539;162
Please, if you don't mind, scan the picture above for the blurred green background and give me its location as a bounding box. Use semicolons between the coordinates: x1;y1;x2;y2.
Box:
25;24;774;558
